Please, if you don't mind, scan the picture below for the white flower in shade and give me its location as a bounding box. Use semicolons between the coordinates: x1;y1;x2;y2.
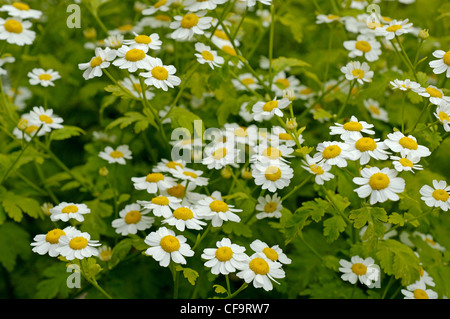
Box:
384;132;431;159
413;232;446;252
202;141;239;170
78;47;117;80
313;141;356;168
31;226;80;257
112;45;153;72
269;126;304;148
271;71;301;97
250;239;291;265
232;73;262;91
0;2;42;19
170;11;212;41
251;159;294;192
123;32;162;52
98;145;133;165
390;79;422;92
353;167;405;205
297;85;316;100
28;68;61;87
343;35;382;62
255;194;283;219
195;196;242;227
236;253;285;292
252;98;291;121
28;106;64;133
316;14;341;24
364;98;389;122
0;55;15;75
346;136;390;165
153;158;187;173
98;245;113;262
56;231;101;261
50;202;91;222
184;0;223;12
429;50;450;78
239;101;254;122
162;206;206;231
223;123;259;147
5;85;32;110
169;166;209;187
391;152;423;173
0;17;35;45
329;115;375;140
419;180;450;212
340;61;373;85
251;143;294;164
245;0;272;7
144;227;194;267
401;281;438;299
141;57;181;91
120;74;155;100
434;102;450;132
375;19;414;40
138;195;182;218
12;114;47;141
417;264;436;287
301;154;334;185
339;256;380;287
112;203;154;236
142;0;173;15
201;238;249;275
194;42;224;69
132;172;177;194
417;85;450;106
104;33;124;49
360;222;397;241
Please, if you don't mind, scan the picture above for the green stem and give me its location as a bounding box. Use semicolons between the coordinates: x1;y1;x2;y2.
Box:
268;3;275;98
281;175;312;201
394;36;418;82
225;274;232;298
407;102;432;134
225;282;248;299
336;80;356;119
381;276;395;299
89;278;113;299
192;224;212;250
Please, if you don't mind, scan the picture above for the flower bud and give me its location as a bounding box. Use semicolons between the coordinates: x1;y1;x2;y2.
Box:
282;89;296;101
99;166;109;177
418;29;429;40
286;118;298;130
221;167;232;179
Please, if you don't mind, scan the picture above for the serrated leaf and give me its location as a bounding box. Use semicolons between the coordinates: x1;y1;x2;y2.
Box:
175;265;199;286
388;213;405;226
213;284;228;294
323;215;346;243
222;221;252;238
34;263;72;299
50;125;86;141
110;238;133;268
0;222;31;271
271;57;310;74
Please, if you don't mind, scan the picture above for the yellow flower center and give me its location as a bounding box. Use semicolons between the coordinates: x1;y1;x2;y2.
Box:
155;14;171;21
432;189;449;202
368;172;390;190
209;200;229;213
438;111;450;122
39;114;53;124
249;257;270;275
426;87;443;98
151;66;169;80
279;132;293;140
62;205;79;214
38;74;52;81
183;171;198;179
132;83;142;93
322;145;341;159
45;229;65;244
109;150;124;158
154;0;167;9
180;13;199;29
90;56;103;68
201;50;214;61
241;78;255;86
352;69;365;79
309;164;324;175
369;105;380;115
124;210;142;224
173;207;194;220
300;87;313;95
25;125;39;135
264;202;278;213
69;236;89;250
355;137;377;152
12;2;30;10
351;263;367;275
419;266;424;277
125;48;146;62
99;250;112;261
355;40;372;53
146;173;164;183
214;29;228;40
166;161;183;169
275;78;290;89
399;158;413;168
265;166;282;181
135;34;152;44
234;127;248;137
425;237;436;246
118;24;133;32
343;121;363;131
212;147;227;160
151;196;170;206
443;51;450;66
263;247;279;261
262;100;279;112
386;24;402;32
327;14;340;20
167;184;185;198
160;235;180;253
215;246;233;262
262;147;282;160
399;136;418;150
413;289;429;299
222;45;237;56
4;19;23;33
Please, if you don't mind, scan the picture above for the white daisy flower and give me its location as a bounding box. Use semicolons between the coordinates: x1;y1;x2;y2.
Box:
343;35;382;62
12;113;47;141
364;98;389;122
236;253;285;292
194;42;224;69
184;0;224;12
56;231;101;261
244;0;272;7
301;154;334;185
162;206;206;231
316;14;341;24
112;203;154;236
255;193;283;220
271;71;301;97
401;281;438;299
434;102;450;132
251;143;294;163
104;33;124;49
140;57;181;91
353;166;406;205
98;245;112;262
4;85;32;110
0;2;42;19
417;85;450;106
375;19;414;40
251;159;294;193
329;115;375;140
239;102;254;122
413;232;446;252
170;11;212;41
112;45;154;72
252;97;291;122
138;195;182;218
131;172;177;194
144;227;194;267
153;158;187;173
202;141;239;170
419;180;450;212
232;73;262;91
390;79;422;92
28;106;64;133
195;196;242;227
250;239;291;265
120;74;155;100
98;145;133;165
340;61;374;85
269;126;304;148
313;141;356;168
169;166;209;187
0;55;15;75
201;238;249;275
346;136;390;165
0;17;35;46
339;256;380;288
31;226;80;258
429;50;450;78
28;68;61;87
384;131;431;159
418;266;436;287
391;151;423;173
297;85;316;100
123;32;162;52
142;0;173;16
50;202;91;223
78;47;117;80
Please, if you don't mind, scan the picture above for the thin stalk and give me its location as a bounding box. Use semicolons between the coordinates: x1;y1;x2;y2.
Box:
224;282;248;299
407;102;432;134
281;175;312;201
268;3;275;98
336;80;356;119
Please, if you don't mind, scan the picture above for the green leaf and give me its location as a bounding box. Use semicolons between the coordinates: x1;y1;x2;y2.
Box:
271;57;310;74
323;215;346;243
175;265;199;286
0;192;41;222
213;284;228;294
104;84;133;100
34;263;72;299
284;207;311;245
349;207;388;230
50;125;86;141
388;213;405;226
222;221;253;238
302;199;329;223
105;111;157;133
110;238;133;268
0;222;31;271
167;107;204;136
